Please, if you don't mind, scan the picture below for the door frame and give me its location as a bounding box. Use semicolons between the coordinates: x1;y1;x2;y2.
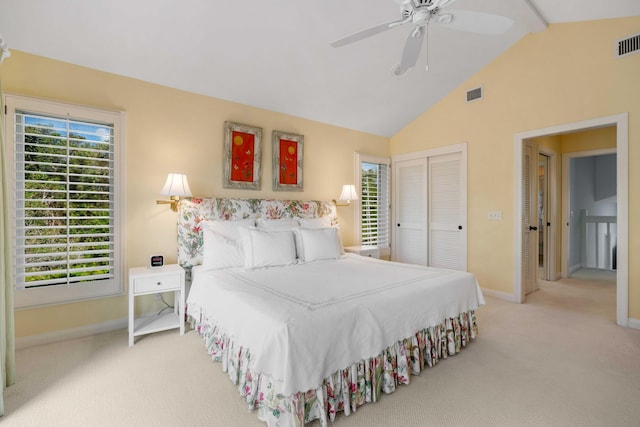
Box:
513;113;628;327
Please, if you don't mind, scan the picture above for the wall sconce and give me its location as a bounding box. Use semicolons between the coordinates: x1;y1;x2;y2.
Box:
156;173;192;212
333;184;358;207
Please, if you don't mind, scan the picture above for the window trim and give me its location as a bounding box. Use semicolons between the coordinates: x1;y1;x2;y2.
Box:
4;93;126;309
355;153;391;257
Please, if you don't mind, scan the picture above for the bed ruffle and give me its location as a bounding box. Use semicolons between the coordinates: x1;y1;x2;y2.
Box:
188;308;478;427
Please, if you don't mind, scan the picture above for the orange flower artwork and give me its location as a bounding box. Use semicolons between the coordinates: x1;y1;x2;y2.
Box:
279;139;298;185
230;131;254;182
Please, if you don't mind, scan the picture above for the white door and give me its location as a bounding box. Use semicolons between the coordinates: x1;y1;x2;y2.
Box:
392;158;427;265
429;152;466;270
523;141;538;295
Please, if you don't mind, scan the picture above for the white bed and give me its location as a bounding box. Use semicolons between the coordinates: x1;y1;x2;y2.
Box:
179;197;484;427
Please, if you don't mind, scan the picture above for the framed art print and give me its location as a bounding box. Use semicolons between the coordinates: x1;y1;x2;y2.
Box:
272;130;303;191
223;121;262;190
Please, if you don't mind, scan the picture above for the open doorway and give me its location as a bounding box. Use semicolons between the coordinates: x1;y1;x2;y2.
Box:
514;114;629;327
564;150;617;277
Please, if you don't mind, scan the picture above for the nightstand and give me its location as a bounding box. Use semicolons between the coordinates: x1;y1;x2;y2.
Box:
344;245;380;259
128;264;185;346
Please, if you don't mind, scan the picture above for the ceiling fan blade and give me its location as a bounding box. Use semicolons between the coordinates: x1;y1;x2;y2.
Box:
394;25;425;76
331;19;407;48
437;10;514;35
437;0;458;8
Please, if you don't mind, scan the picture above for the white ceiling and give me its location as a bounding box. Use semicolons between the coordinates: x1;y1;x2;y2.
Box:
1;0;638;137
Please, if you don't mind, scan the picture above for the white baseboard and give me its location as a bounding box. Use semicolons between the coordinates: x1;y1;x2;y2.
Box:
16;317;128;350
481;288;518;303
569;263;582;274
628;318;640;330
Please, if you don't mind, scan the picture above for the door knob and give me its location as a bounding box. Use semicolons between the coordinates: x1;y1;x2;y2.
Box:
529;226;538;231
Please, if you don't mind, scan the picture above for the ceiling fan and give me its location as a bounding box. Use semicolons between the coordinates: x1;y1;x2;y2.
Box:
330;0;514;76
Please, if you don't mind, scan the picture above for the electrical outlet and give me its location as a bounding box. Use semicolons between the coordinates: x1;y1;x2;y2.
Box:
488;210;502;221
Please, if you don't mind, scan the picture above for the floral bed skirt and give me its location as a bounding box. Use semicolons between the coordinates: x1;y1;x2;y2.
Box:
189;310;478;427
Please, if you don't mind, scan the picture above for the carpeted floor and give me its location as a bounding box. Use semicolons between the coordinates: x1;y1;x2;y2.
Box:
4;272;640;427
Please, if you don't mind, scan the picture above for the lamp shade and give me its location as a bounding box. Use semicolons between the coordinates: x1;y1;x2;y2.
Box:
160;173;192;197
338;184;358;201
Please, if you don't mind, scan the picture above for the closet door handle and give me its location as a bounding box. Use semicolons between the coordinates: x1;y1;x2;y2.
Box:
458;225;463;230
529;226;538;231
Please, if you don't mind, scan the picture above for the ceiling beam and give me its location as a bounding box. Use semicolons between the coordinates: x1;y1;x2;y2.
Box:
522;0;548;33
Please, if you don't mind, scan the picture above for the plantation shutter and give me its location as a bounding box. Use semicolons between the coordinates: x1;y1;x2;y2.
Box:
14;111;115;289
361;160;390;247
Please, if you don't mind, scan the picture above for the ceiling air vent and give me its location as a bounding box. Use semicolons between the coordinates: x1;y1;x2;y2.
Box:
615;33;640;58
466;86;483;103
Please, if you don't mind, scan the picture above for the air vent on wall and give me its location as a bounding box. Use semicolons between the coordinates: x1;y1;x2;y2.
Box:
615;33;640;58
466;86;483;103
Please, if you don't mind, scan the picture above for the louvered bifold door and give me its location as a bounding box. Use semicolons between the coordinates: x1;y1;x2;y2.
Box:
522;141;538;295
428;152;466;270
392;158;427;265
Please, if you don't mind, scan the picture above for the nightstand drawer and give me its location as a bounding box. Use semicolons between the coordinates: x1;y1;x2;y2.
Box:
344;245;380;259
134;274;181;293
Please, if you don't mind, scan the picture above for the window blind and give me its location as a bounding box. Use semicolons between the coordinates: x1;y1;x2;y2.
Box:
14;111;115;289
361;161;390;247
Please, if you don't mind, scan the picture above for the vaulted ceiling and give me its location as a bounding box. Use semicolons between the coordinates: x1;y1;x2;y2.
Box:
1;0;638;136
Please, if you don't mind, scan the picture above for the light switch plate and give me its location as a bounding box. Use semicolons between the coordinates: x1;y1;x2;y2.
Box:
488;210;502;221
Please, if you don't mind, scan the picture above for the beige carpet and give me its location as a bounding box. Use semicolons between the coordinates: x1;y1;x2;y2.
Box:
4;276;640;427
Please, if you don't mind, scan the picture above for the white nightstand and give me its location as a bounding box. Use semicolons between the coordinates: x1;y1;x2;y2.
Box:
128;264;185;346
344;245;380;259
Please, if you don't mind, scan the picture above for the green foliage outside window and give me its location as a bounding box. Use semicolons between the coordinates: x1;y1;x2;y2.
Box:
17;114;114;287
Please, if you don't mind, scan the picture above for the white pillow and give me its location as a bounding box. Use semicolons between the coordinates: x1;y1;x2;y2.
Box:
294;227;342;262
255;218;300;231
240;228;297;268
202;219;255;241
296;217;345;256
202;230;244;270
300;217;332;229
199;219;254;269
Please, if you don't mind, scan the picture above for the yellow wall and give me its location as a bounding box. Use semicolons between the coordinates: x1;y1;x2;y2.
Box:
3;51;389;338
390;17;640;316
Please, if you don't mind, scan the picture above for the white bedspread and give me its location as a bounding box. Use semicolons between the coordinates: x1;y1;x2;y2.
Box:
187;254;484;396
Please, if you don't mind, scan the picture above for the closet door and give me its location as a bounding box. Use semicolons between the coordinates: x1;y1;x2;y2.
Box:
392;158;428;265
429;152;466;270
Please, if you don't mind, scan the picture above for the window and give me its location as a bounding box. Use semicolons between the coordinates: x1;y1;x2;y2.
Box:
5;94;125;308
356;154;390;254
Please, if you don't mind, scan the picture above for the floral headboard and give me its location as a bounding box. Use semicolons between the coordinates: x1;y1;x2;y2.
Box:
177;197;337;268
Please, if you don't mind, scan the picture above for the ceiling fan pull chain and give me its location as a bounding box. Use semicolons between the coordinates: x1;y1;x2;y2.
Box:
425;24;429;71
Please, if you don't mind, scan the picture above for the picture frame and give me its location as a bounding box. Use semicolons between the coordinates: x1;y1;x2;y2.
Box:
223;121;262;190
272;130;303;191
